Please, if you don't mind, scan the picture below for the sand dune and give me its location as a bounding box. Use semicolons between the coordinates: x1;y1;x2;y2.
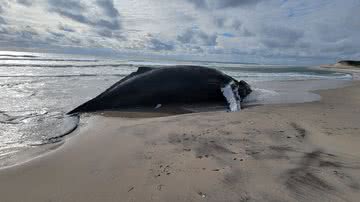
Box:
0;82;359;202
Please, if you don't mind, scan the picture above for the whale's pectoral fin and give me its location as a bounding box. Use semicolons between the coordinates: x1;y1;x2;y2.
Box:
221;81;241;112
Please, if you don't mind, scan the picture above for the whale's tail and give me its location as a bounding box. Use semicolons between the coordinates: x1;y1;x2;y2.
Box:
67;66;155;115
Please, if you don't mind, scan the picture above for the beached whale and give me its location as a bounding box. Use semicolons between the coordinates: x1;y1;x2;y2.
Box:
68;66;252;114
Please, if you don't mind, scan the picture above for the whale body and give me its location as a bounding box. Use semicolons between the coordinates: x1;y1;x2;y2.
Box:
68;66;252;114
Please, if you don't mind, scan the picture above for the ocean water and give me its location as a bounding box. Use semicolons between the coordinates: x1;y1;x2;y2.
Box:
0;51;353;165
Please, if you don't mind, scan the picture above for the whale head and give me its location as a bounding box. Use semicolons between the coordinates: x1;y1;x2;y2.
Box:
237;80;252;101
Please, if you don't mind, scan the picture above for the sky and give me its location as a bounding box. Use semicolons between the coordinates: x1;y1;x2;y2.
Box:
0;0;359;64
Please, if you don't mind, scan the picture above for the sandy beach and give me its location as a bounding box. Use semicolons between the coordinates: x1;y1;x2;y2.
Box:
0;80;359;202
2;0;359;200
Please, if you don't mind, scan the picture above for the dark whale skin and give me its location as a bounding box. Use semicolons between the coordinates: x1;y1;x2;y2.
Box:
68;66;250;114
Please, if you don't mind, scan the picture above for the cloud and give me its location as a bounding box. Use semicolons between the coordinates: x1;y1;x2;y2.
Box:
213;17;226;28
47;30;65;38
260;26;304;48
215;0;263;8
177;28;217;46
148;38;174;51
97;29;114;38
96;0;120;18
242;28;255;37
213;16;242;30
0;1;11;13
0;17;6;25
48;0;84;12
232;20;242;31
47;0;88;23
16;0;32;7
0;0;359;63
211;17;254;37
19;27;39;41
58;24;76;33
186;0;263;9
47;0;121;30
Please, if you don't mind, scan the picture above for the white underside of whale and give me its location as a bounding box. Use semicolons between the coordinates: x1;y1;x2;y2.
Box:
221;81;241;112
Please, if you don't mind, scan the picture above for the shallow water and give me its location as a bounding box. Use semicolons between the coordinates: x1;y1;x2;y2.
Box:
0;51;353;164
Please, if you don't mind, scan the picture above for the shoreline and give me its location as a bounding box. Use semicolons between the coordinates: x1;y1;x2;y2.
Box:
318;65;360;80
0;80;359;201
0;76;355;169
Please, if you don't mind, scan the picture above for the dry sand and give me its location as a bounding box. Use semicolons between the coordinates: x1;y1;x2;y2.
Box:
0;82;360;202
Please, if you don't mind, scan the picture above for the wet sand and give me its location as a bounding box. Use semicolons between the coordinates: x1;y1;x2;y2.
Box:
0;82;360;202
320;64;360;80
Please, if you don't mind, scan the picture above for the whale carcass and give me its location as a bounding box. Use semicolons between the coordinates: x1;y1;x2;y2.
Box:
68;66;252;114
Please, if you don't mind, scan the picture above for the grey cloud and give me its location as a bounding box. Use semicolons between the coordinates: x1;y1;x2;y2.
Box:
0;29;42;49
97;29;114;38
198;32;217;46
188;45;204;53
216;0;263;8
97;19;121;30
47;0;88;24
213;17;254;37
177;28;217;46
188;0;207;9
213;17;242;30
96;0;119;18
0;1;11;13
8;26;39;41
260;26;304;48
232;20;242;31
48;30;65;38
242;28;255;37
58;24;76;32
177;29;194;44
174;11;196;23
96;28;123;39
261;39;294;49
54;11;89;25
213;17;245;36
0;0;123;51
46;29;87;47
187;0;263;9
321;39;360;56
2;0;359;63
48;0;84;12
44;36;60;44
20;30;38;40
149;38;174;51
212;16;256;40
95;29;125;40
67;36;82;44
262;26;304;42
213;17;225;28
317;24;341;42
48;0;121;30
3;25;45;45
17;0;32;6
0;17;6;24
0;25;9;34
